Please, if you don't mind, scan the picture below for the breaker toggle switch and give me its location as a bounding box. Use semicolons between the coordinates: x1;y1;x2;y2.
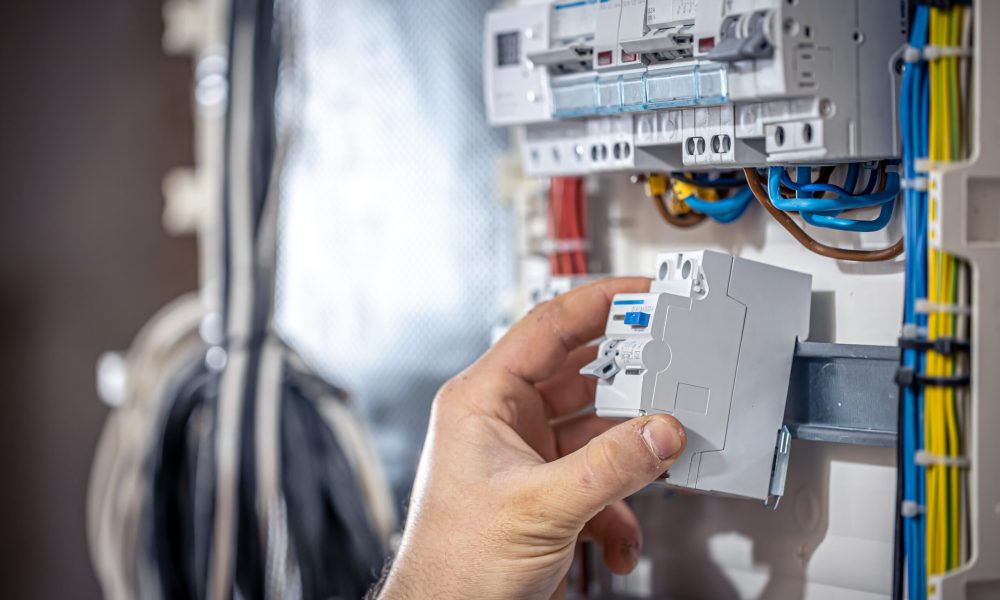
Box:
706;10;774;63
624;311;650;327
580;339;624;381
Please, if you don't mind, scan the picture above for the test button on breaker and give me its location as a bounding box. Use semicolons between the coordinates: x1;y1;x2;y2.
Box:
623;311;650;328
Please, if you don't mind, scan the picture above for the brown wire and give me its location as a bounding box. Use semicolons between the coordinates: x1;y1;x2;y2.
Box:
743;167;904;262
651;193;707;228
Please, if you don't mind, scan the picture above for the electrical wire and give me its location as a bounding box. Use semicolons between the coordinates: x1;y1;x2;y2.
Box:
569;177;588;275
768;163;899;233
651;192;708;228
743;168;904;261
923;6;969;589
898;4;973;597
548;178;569;275
682;187;754;224
673;173;754;224
900;6;931;597
641;172;754;227
548;177;588;276
777;162;880;199
899;10;927;598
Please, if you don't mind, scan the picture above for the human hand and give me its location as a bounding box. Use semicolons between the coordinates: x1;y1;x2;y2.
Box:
376;278;687;599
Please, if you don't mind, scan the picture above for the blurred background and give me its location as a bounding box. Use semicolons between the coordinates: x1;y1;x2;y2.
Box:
0;1;197;597
0;1;512;597
0;1;925;598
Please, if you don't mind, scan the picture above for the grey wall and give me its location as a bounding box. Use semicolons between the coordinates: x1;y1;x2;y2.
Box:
0;1;198;597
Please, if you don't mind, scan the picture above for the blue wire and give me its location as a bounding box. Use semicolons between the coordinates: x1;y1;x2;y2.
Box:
780;164;882;199
916;7;930;594
798;161;895;233
772;167;900;210
900;6;930;599
844;162;861;193
771;171;901;211
900;47;920;600
681;187;753;224
860;165;880;195
766;164;899;232
801;201;895;232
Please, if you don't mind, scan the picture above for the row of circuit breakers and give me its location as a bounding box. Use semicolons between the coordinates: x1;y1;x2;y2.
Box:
484;0;907;175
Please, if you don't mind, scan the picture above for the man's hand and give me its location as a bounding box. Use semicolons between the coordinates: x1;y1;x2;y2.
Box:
377;278;687;599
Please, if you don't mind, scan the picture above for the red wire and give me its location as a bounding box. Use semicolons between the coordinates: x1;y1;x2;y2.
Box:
548;177;588;276
560;179;574;275
564;178;586;275
548;178;567;275
571;178;587;275
548;178;558;275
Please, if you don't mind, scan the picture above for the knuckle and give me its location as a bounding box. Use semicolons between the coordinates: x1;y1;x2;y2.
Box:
433;378;462;407
500;476;579;543
441;370;469;393
540;297;569;335
430;375;473;422
434;369;480;404
581;436;628;493
531;296;567;336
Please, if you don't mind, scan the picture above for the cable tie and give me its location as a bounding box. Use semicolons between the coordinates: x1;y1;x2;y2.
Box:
923;373;971;388
921;45;972;61
915;299;971;316
902;176;928;191
901;324;929;338
901;500;924;518
914;450;970;469
898;335;971;355
914;158;935;173
544;239;590;253
895;367;914;387
895;367;970;389
902;44;971;63
913;0;972;8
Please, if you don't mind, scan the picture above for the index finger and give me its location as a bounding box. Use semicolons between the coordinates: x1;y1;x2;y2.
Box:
480;277;650;384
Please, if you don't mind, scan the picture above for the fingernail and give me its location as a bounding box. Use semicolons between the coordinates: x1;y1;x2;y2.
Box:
622;540;640;570
642;418;683;460
628;546;639;569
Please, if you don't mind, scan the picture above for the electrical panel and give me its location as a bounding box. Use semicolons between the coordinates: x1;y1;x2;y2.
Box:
581;250;810;503
484;0;906;176
89;0;997;599
487;0;995;596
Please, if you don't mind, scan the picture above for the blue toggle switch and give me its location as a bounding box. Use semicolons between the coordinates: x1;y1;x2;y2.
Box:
623;311;650;327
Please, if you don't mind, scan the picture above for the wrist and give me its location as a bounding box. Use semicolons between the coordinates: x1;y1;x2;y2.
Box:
374;546;453;599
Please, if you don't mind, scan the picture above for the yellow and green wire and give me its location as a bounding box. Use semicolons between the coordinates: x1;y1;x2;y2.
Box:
924;5;969;590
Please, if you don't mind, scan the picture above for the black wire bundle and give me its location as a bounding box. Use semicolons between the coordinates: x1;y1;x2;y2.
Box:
153;364;217;600
222;0;389;597
282;370;387;599
141;0;391;598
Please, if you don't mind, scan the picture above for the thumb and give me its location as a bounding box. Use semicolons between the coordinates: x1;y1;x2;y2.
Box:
535;415;686;524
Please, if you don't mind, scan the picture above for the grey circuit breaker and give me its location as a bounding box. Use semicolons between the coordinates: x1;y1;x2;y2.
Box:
484;0;905;176
581;251;811;504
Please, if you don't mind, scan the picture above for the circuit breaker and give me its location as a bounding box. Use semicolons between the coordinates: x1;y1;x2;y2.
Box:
484;0;905;176
581;251;811;503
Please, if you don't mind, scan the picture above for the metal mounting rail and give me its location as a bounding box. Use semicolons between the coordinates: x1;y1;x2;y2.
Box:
784;341;900;447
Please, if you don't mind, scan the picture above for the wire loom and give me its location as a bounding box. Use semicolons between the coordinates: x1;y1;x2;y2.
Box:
642;172;753;228
743;168;905;262
895;4;973;599
87;0;396;598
